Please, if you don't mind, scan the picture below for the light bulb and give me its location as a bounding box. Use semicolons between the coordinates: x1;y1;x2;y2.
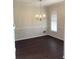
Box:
39;14;42;18
35;14;39;18
43;14;46;18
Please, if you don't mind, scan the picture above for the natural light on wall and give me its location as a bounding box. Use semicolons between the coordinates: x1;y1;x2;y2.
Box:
51;11;57;32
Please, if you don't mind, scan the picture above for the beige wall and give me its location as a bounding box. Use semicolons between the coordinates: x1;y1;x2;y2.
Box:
46;1;65;40
14;1;64;41
14;3;47;41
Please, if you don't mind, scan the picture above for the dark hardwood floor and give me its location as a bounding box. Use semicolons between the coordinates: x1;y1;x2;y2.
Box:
15;35;64;59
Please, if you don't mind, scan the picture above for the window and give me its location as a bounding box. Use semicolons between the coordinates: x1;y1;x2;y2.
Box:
51;11;57;32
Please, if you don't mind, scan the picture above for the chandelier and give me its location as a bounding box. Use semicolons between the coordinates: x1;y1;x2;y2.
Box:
35;0;46;21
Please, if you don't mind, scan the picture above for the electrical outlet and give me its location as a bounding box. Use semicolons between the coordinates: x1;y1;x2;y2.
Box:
43;31;46;33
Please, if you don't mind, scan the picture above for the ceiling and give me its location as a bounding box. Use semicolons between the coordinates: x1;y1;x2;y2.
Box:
14;0;64;6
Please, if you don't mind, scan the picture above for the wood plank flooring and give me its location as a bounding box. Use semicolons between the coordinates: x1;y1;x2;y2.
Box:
15;35;64;59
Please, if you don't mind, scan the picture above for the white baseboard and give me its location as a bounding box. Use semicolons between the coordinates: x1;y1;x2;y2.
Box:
15;34;47;41
48;34;64;41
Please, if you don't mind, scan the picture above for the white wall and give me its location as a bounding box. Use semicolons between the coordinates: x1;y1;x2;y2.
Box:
14;1;64;41
14;3;47;41
46;2;65;40
0;0;15;59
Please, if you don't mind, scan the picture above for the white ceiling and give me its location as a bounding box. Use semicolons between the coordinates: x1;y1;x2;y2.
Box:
14;0;64;6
